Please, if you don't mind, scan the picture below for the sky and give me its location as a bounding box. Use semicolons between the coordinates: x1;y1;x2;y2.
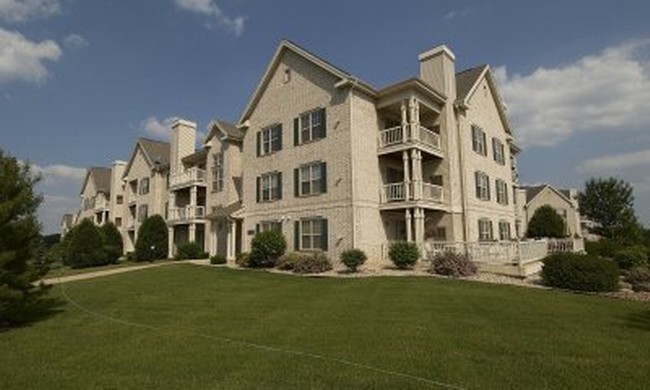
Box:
1;0;650;234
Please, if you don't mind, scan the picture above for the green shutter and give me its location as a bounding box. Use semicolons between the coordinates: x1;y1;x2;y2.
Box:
471;126;477;152
487;176;491;201
255;224;260;235
294;117;299;146
294;221;300;251
320;108;327;139
474;171;480;198
320;162;327;193
276;125;283;151
256;177;260;203
256;131;261;157
320;219;328;251
482;132;487;156
277;172;283;200
294;168;299;197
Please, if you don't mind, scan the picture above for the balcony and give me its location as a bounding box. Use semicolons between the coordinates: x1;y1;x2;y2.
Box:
168;205;206;223
169;168;206;189
378;125;442;157
380;182;444;209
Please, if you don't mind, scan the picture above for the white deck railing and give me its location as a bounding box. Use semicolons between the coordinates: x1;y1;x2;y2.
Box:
422;183;443;202
169;167;206;188
381;182;407;202
378;124;441;151
168;205;206;222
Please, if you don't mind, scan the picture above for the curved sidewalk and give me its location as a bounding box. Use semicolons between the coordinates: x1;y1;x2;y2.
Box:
40;261;180;285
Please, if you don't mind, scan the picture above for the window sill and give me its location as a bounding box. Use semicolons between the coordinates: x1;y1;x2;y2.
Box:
297;136;326;147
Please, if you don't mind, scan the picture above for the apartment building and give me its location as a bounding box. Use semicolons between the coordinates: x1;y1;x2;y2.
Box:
121;138;170;252
515;184;582;238
65;40;520;267
78;166;114;226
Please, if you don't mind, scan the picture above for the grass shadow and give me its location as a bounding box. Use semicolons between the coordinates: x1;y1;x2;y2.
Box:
0;295;66;333
624;309;650;331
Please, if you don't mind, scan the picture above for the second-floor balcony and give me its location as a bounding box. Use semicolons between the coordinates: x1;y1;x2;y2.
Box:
378;125;442;156
380;182;444;207
168;205;206;223
169;168;206;189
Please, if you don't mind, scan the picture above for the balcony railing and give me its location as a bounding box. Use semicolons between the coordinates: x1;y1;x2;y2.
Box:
378;124;441;152
381;182;443;204
169;168;206;188
168;205;206;222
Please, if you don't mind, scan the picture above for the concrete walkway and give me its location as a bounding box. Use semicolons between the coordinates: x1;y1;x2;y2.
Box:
40;261;178;285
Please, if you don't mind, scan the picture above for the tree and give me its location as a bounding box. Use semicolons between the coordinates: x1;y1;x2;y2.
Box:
100;222;123;264
526;205;566;239
0;150;49;326
135;215;168;262
579;177;641;243
67;219;108;268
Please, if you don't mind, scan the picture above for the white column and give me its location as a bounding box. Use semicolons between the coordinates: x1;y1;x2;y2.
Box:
168;227;174;258
414;208;424;245
227;220;236;260
402;150;411;201
204;221;212;256
411;149;421;200
405;209;413;242
400;100;408;143
409;97;419;142
189;223;196;243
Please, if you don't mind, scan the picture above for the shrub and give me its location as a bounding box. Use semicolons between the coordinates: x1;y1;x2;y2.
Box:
66;219;109;269
526;205;566;239
541;252;619;292
293;252;333;274
135;215;168;262
100;222;123;264
235;252;250;267
430;251;477;277
340;248;367;272
276;252;300;271
625;267;650;292
174;242;206;260
612;246;648;270
125;251;137;262
249;230;286;268
210;254;227;265
388;242;419;269
584;239;623;258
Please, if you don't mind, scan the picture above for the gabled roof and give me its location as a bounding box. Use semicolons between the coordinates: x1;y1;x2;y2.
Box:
239;39;375;124
377;77;446;106
454;64;513;135
182;148;208;165
205;118;243;144
521;184;573;206
122;138;170;178
79;166;111;195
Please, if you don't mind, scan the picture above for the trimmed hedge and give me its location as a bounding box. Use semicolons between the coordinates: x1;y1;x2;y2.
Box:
100;222;123;264
276;252;300;271
293;252;333;274
541;252;619;292
430;251;477;277
175;242;208;260
249;230;286;268
210;254;227;265
235;252;250;267
66;219;109;269
340;249;367;272
135;215;168;262
388;242;419;269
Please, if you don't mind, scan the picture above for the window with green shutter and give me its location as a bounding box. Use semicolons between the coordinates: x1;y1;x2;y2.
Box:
257;124;282;156
295;108;326;145
257;171;282;202
298;218;328;251
296;161;327;197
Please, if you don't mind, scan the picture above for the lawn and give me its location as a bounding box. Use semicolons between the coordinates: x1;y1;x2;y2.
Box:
2;265;649;389
45;258;173;278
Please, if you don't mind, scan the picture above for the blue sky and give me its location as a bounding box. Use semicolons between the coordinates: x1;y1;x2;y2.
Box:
1;0;649;234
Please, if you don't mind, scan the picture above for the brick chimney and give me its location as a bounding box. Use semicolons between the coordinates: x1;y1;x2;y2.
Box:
170;119;197;176
418;45;457;101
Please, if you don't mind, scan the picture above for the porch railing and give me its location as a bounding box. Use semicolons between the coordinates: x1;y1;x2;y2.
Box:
422;183;443;202
169;167;206;188
381;182;407;202
379;126;404;147
418;125;441;150
378;124;441;151
168;205;206;222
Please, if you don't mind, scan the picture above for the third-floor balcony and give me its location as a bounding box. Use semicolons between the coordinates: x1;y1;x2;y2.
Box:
380;182;444;209
169;167;206;189
378;124;442;157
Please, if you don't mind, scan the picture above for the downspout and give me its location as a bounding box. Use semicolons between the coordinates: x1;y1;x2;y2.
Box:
348;81;357;249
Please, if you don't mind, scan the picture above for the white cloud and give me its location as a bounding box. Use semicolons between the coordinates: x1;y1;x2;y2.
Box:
29;162;86;185
63;33;88;50
39;194;79;234
0;27;62;85
579;149;650;172
174;0;245;36
497;40;650;147
0;0;61;23
140;116;178;139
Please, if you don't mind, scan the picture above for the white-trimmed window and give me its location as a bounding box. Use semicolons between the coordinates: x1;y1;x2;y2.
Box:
295;108;326;144
471;125;487;156
137;204;148;222
295;162;327;197
139;178;150;195
295;218;328;251
475;171;490;200
496;179;508;205
257;124;282;156
257;171;282;202
259;221;282;233
499;220;511;241
212;153;224;192
492;138;506;165
478;219;493;241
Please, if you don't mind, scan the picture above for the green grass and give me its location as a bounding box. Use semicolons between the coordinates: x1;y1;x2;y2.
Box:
3;265;650;389
45;258;173;278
